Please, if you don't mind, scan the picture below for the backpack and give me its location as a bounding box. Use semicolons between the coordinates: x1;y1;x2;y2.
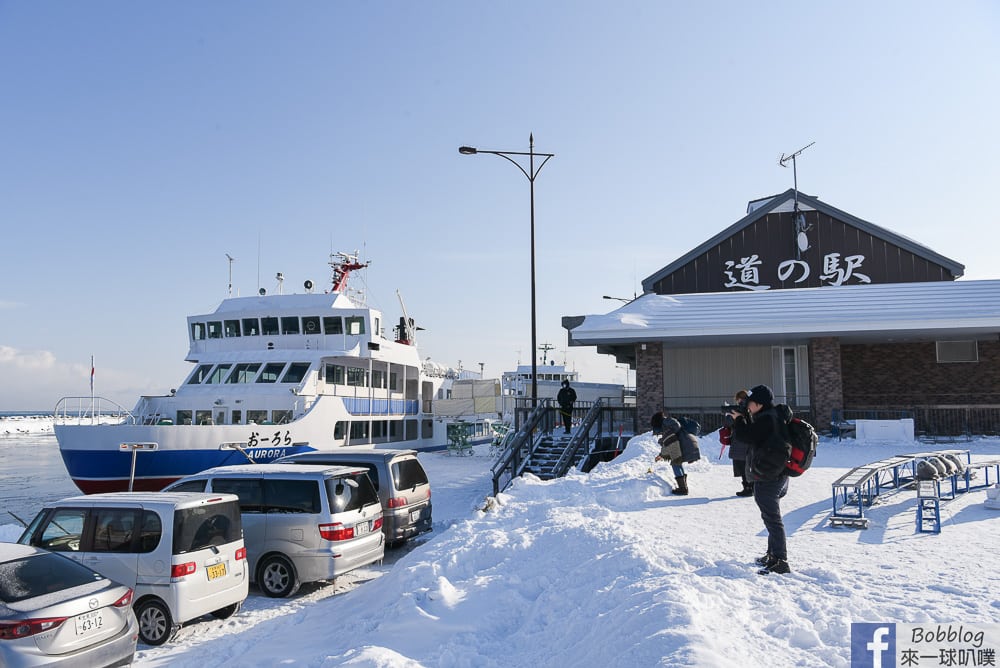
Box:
677;416;702;437
777;405;818;476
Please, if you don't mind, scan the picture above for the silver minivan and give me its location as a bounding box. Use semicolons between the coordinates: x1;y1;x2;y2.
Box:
163;463;384;597
18;492;249;646
275;448;432;548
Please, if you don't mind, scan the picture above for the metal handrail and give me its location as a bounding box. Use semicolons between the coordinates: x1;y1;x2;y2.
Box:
53;396;136;424
549;399;604;478
490;399;552;495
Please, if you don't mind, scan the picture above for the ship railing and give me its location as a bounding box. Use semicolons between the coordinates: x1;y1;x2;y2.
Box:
53;396;137;425
343;398;419;416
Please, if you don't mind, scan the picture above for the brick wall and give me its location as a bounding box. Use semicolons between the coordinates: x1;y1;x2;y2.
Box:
636;342;663;430
809;337;843;425
841;340;1000;405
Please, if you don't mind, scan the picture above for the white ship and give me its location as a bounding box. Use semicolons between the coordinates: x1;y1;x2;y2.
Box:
54;252;461;493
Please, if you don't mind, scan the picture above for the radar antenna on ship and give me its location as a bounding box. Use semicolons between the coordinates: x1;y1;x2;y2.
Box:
329;251;370;293
539;342;555;366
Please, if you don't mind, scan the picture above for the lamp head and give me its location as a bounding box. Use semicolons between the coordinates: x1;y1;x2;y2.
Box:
458;146;478;155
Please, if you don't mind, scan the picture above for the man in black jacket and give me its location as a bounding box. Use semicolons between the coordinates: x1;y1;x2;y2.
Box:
556;380;577;434
730;384;792;575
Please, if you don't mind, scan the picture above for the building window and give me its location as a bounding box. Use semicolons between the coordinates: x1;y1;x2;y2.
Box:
782;348;798;405
936;340;978;363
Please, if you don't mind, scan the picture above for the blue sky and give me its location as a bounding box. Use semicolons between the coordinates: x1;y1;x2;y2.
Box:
1;1;998;410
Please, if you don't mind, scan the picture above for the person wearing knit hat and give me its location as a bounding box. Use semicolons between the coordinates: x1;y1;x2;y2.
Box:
730;383;792;575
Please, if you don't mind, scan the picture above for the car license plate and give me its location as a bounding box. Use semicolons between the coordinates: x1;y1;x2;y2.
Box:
354;520;370;536
410;509;422;523
207;562;227;580
74;609;104;636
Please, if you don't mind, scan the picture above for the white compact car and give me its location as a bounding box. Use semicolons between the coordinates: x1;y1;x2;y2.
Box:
18;492;249;645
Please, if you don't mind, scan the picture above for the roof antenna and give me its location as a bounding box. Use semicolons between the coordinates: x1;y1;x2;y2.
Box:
225;253;235;297
779;142;815;258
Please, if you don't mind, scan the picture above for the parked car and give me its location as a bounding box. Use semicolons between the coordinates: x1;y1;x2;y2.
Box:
162;463;384;597
275;447;432;548
0;543;137;668
18;492;248;646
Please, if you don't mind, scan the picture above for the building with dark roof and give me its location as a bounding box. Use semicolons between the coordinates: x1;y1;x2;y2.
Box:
563;189;1000;434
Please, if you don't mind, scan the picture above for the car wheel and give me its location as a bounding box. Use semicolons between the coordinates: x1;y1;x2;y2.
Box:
210;601;242;619
258;554;300;598
136;598;173;646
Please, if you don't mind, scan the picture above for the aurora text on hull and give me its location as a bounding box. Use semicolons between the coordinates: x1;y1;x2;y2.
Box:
54;252;458;493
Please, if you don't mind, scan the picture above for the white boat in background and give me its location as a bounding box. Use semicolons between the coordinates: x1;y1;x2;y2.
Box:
54;252;463;493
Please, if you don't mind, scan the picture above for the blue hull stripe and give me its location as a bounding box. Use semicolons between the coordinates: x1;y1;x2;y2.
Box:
61;444;317;480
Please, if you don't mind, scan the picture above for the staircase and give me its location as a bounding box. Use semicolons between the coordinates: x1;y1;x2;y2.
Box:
522;432;584;480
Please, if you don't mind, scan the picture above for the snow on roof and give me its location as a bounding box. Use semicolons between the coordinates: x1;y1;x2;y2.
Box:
570;280;1000;346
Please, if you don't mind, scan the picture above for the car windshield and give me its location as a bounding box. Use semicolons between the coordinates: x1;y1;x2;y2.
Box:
0;552;104;604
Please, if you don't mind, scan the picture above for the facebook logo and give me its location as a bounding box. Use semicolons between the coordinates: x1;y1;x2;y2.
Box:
851;623;895;668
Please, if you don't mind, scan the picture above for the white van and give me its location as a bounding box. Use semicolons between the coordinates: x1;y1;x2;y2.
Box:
18;492;249;646
163;464;384;597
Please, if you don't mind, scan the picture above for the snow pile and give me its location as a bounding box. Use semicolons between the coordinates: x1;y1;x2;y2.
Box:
3;432;999;667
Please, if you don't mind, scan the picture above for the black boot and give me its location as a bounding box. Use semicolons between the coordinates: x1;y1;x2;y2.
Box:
736;481;754;497
758;558;790;575
671;475;689;496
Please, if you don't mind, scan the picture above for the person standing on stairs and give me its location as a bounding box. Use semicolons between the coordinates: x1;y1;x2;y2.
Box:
556;379;577;434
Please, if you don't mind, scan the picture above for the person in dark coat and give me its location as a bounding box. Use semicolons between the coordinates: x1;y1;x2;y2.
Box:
556;380;577;434
730;384;792;575
654;416;700;496
723;389;754;497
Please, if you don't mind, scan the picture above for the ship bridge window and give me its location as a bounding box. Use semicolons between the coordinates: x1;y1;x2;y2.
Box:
346;367;367;387
187;364;214;384
247;409;268;424
325;364;345;385
224;320;241;337
281;363;310;384
261;317;279;336
207;321;223;339
323;316;343;335
242;318;260;336
256;362;286;383
176;410;192;425
191;323;206;341
345;316;365;335
302;316;321;334
205;364;232;384
281;317;300;335
227;363;261;384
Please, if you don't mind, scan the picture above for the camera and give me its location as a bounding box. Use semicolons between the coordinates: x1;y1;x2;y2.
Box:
721;400;748;417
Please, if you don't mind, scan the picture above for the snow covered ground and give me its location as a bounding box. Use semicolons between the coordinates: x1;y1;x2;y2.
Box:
2;424;999;667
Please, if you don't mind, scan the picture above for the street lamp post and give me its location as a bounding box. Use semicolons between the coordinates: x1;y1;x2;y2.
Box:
459;134;554;406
